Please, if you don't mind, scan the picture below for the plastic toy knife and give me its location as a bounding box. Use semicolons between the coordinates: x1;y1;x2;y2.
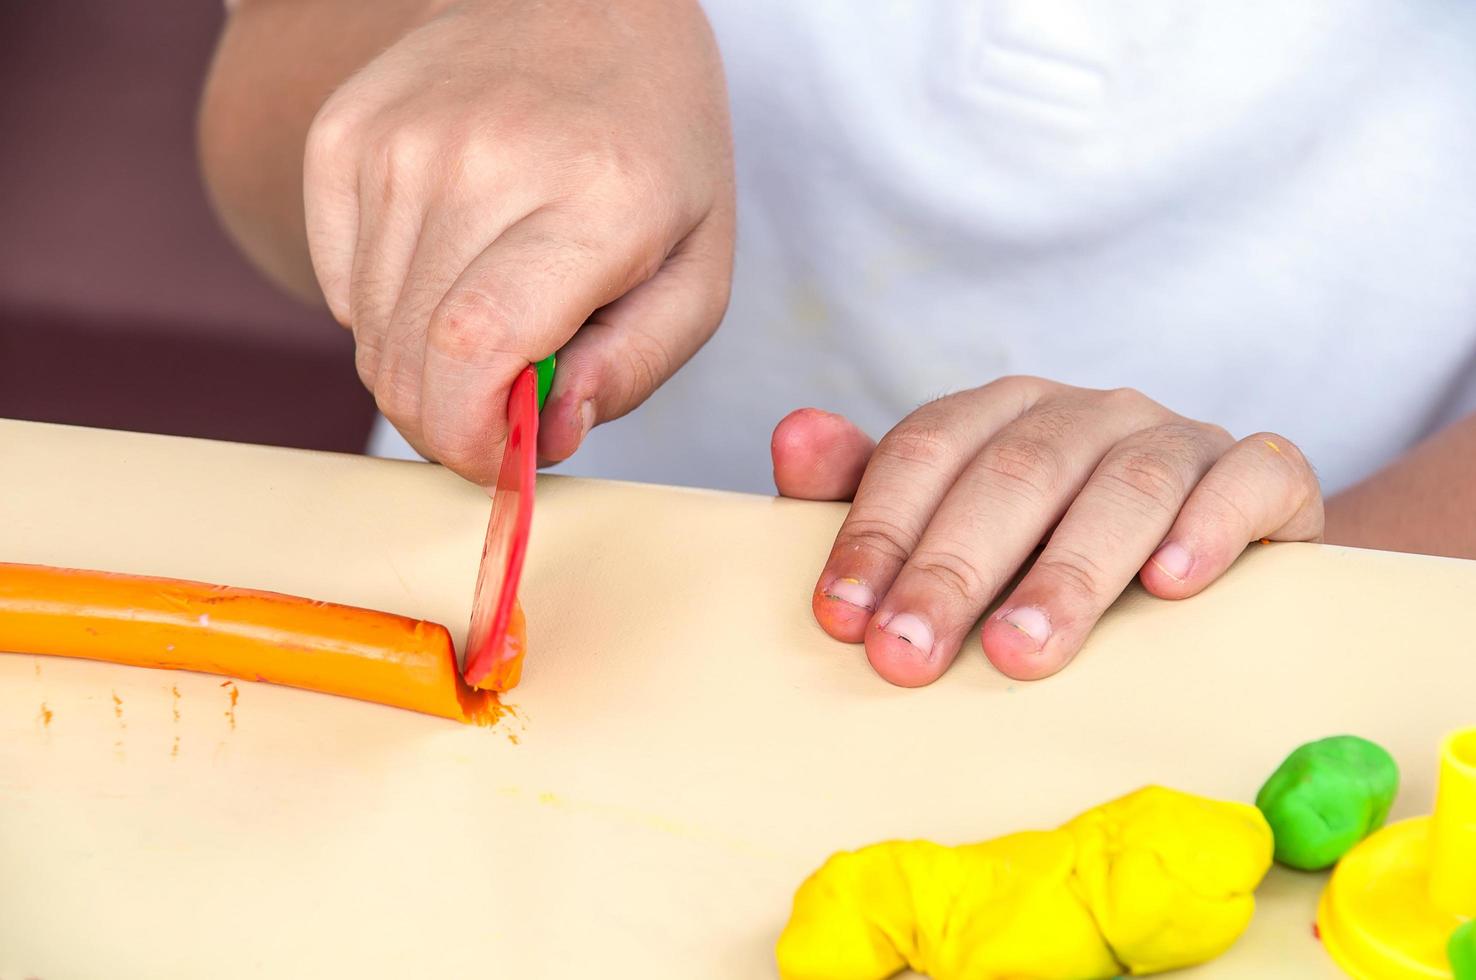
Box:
463;355;555;691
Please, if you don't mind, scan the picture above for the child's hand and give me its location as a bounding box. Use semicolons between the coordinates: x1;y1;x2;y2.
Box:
302;0;734;483
772;378;1323;686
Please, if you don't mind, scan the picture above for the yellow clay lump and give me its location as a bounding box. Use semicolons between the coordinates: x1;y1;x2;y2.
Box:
776;786;1273;980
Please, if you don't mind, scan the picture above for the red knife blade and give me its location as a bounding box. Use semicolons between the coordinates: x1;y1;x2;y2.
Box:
463;364;539;690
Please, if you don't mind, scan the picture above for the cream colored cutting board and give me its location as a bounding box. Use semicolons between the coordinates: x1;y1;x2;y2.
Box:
2;419;1473;978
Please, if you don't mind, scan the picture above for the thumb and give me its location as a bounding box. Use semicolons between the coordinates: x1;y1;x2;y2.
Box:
771;408;875;501
538;212;732;462
417;207;669;486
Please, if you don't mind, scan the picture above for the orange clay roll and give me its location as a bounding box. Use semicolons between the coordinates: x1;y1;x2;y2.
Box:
0;562;501;724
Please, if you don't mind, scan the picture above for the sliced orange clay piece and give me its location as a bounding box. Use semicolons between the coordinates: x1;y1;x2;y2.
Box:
0;562;501;724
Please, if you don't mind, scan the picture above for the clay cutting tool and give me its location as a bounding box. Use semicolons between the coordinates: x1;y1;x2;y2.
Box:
462;355;555;691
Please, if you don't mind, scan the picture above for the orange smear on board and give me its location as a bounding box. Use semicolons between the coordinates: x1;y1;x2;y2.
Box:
222;680;239;729
39;703;52;726
0;562;504;725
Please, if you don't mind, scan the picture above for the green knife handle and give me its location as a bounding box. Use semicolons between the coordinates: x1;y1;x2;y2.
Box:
534;355;556;412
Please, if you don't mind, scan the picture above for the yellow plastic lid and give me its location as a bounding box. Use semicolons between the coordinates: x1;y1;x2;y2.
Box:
1318;817;1460;978
1318;730;1476;980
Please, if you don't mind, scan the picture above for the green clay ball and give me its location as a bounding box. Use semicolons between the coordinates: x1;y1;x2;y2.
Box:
1254;735;1399;871
1451;920;1476;980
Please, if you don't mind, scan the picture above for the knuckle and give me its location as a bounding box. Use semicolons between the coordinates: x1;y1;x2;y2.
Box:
578;146;661;212
603;234;666;296
361;125;436;205
1243;430;1320;509
427;288;516;364
347;269;393;323
609;330;675;416
372;374;418;426
975;436;1061;499
444;128;501;182
684;269;732;339
421;425;485;476
515;224;604;284
573;202;668;288
353;336;382;390
1098;385;1166;420
1196;420;1235;449
1146;419;1217;456
305;101;358;172
582;147;641;195
1032;547;1109;605
1197;478;1260;532
1101;385;1146;407
705;274;734;327
378;125;435;175
908;551;992;606
1098;449;1186;517
1246;431;1312;471
629;239;668;288
1020;403;1076;442
983;374;1045;412
989;374;1038;393
875;420;957;475
836;517;914;567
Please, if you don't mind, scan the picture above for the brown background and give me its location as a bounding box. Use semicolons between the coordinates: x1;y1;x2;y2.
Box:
0;1;375;452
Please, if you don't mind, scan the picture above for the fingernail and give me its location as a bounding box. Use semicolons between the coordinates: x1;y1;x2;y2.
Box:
578;400;597;440
880;613;934;658
999;606;1051;653
823;576;875;611
1150;542;1193;582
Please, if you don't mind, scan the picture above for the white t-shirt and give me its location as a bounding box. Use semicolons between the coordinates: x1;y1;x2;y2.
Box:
371;0;1476;495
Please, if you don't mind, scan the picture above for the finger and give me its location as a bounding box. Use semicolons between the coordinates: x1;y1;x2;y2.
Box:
344;142;430;392
1140;432;1324;599
867;387;1164;687
302;99;362;326
771;409;875;501
419;206;656;486
374;189;535;454
813;377;1046;648
536;204;734;462
980;421;1232;680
